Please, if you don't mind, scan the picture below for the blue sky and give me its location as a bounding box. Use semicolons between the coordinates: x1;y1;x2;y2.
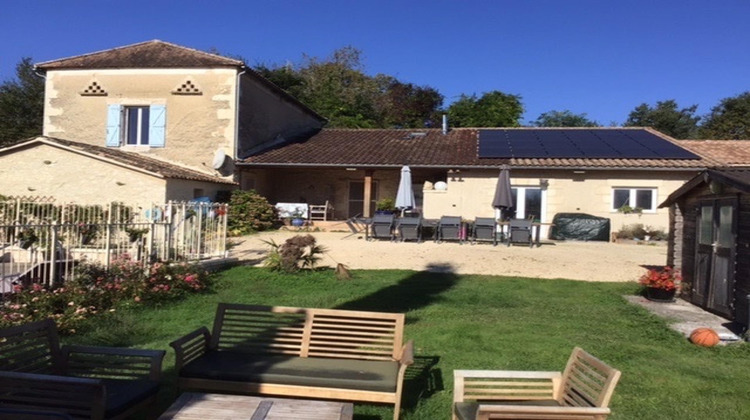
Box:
2;0;748;125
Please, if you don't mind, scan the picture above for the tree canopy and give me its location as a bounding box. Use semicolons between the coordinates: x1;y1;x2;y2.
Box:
0;57;44;146
254;47;443;128
623;100;700;139
699;91;750;140
533;110;598;127
446;91;524;127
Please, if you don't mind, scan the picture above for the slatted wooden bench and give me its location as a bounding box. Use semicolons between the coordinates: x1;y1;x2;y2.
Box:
0;319;166;420
170;303;414;420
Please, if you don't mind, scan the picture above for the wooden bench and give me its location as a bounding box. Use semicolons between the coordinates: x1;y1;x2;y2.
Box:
453;347;621;420
170;303;414;420
0;319;166;420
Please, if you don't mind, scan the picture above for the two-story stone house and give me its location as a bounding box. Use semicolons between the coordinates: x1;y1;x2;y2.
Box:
0;40;324;205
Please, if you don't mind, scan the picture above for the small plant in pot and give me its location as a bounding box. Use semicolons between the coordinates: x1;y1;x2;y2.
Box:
290;209;306;227
375;198;396;215
639;266;681;302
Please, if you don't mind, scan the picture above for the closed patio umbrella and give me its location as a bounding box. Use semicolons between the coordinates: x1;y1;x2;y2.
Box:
395;166;415;216
492;167;513;220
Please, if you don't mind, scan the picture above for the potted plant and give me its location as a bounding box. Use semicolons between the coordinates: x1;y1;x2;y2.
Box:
639;266;681;302
290;208;306;227
375;198;396;215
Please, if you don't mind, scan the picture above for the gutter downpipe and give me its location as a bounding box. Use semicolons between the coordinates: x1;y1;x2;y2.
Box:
234;67;246;183
34;66;47;136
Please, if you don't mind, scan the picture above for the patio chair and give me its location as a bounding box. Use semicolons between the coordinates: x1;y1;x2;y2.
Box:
369;213;395;241
472;217;498;245
309;200;334;221
436;216;463;243
507;218;533;247
0;319;166;420
397;215;423;242
453;347;621;420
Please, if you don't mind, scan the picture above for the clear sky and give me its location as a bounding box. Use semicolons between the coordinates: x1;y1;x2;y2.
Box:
2;0;748;125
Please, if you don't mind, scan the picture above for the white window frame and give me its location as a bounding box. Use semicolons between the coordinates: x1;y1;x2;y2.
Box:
611;187;657;213
124;106;150;146
510;186;547;222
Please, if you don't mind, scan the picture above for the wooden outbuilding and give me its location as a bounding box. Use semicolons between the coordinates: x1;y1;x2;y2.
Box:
661;169;750;325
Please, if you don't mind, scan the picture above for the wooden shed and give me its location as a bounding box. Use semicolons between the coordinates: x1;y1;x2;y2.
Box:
661;169;750;326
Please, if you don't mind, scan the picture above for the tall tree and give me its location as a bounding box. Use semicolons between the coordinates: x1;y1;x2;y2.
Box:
374;76;444;128
699;92;750;140
254;47;443;129
533;110;598;127
624;100;700;139
447;91;524;127
0;57;45;146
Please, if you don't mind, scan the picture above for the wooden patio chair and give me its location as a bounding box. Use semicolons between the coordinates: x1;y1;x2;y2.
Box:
309;200;334;221
453;347;621;420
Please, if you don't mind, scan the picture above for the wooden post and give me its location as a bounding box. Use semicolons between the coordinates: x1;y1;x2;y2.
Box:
363;170;373;218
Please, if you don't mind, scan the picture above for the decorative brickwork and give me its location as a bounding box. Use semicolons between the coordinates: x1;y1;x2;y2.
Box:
80;81;107;96
172;79;202;95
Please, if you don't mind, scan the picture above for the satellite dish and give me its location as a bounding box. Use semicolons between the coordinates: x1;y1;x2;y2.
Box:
212;149;227;170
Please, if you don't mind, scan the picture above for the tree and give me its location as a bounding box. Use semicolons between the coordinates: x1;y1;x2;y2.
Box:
533;110;598;127
699;92;750;140
254;47;444;129
447;91;524;127
0;57;45;146
624;100;700;139
374;76;444;128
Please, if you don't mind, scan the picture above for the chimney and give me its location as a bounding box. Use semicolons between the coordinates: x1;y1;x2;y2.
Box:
442;114;448;135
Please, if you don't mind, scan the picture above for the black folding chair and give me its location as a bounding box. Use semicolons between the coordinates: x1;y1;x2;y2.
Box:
397;216;422;242
507;218;533;247
436;216;463;243
369;213;395;241
472;217;498;245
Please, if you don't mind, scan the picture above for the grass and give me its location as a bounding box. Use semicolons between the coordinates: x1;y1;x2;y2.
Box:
68;266;750;419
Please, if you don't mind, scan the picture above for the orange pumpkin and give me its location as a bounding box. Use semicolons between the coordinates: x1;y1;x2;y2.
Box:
690;328;720;347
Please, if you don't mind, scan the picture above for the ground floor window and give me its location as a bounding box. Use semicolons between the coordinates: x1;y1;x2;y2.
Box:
612;187;656;212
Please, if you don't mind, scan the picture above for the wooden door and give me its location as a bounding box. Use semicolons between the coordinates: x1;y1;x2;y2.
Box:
694;198;737;317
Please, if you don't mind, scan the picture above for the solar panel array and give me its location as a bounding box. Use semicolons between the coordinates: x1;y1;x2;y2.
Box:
478;129;700;160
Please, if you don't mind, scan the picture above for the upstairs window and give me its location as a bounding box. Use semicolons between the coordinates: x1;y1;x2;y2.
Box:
125;106;150;145
612;187;656;212
106;104;165;148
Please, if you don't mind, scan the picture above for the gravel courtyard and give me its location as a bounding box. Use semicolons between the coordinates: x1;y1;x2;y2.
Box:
229;231;666;282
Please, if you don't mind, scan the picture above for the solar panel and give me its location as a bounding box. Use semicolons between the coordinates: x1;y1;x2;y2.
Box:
478;129;700;160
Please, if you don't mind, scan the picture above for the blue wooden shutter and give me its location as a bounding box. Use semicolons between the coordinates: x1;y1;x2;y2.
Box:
149;105;166;147
106;105;121;147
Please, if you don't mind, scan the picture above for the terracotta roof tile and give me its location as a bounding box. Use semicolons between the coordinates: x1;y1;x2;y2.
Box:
5;137;236;185
242;128;717;170
677;140;750;167
36;40;243;70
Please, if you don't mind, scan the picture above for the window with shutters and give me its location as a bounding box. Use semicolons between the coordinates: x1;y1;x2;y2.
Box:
106;104;166;148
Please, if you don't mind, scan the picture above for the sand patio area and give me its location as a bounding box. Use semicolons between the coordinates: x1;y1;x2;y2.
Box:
229;231;666;282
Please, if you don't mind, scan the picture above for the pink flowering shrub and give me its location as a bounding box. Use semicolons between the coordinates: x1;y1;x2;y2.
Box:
0;254;212;333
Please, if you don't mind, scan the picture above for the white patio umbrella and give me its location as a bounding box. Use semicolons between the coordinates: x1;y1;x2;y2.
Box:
395;165;415;216
492;167;513;221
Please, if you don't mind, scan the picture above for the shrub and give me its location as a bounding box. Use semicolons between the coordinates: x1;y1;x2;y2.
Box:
0;255;212;333
227;190;278;236
616;223;647;239
263;234;327;272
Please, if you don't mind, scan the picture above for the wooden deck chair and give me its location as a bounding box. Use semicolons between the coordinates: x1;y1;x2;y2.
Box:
309;200;334;221
453;347;621;420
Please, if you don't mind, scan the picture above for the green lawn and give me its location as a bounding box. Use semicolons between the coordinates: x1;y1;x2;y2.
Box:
69;266;750;419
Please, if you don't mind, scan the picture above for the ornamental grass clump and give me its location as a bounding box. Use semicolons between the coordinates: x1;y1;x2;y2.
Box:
639;266;681;291
263;234;327;272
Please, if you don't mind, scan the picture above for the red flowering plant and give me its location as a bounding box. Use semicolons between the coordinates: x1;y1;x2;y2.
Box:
639;266;681;291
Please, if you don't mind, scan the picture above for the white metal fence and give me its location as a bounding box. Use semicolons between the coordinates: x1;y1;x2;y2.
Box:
0;197;228;295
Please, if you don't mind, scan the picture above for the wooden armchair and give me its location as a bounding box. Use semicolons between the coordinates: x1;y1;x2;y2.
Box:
0;319;165;420
453;347;621;420
309;200;334;221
